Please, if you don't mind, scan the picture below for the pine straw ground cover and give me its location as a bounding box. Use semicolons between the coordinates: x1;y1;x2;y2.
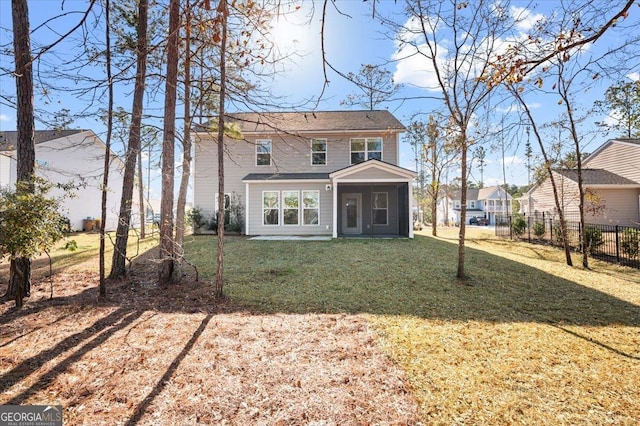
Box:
0;236;419;425
1;228;639;425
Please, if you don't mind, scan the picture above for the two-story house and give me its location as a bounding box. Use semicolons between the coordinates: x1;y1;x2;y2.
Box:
0;129;130;231
520;138;640;226
437;185;512;226
192;110;417;238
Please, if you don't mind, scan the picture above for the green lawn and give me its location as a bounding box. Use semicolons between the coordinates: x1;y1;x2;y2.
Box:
184;229;640;424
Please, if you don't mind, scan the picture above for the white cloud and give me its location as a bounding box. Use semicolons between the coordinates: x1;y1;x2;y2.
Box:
510;6;545;33
0;114;9;122
628;72;639;82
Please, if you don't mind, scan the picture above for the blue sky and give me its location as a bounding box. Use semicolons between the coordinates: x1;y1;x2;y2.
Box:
1;0;639;195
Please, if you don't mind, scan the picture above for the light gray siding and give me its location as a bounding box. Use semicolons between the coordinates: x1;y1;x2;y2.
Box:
530;172;581;214
245;181;333;236
585;142;640;183
193;131;399;219
588;188;640;226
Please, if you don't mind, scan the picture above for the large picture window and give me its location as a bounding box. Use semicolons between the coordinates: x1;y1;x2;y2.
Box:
302;190;319;225
373;192;388;225
283;191;300;225
350;137;382;164
256;139;272;166
263;191;279;225
311;139;327;165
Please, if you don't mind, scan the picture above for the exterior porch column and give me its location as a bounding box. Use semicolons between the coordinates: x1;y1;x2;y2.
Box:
332;179;338;238
408;180;414;238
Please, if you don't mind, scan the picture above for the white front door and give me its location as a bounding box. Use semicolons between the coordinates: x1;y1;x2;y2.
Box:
342;193;361;234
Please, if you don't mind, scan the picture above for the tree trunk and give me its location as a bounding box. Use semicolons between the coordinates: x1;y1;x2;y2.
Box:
215;0;229;299
457;135;467;280
174;0;193;279
100;0;114;297
138;146;146;239
9;0;35;307
159;0;180;284
431;184;438;237
109;0;148;279
4;258;31;308
430;139;438;237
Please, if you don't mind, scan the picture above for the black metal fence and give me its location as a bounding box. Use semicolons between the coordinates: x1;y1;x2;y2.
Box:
495;213;640;269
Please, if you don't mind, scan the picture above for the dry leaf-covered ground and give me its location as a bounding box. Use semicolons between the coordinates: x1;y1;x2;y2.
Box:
0;254;421;425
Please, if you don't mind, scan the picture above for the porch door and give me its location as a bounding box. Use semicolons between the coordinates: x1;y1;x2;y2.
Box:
342;193;362;234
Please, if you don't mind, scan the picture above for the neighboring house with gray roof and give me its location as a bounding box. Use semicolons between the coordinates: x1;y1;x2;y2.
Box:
193;110;417;237
0;129;130;231
437;185;512;226
519;138;640;226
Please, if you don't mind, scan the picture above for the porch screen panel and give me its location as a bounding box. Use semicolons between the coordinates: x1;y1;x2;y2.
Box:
373;192;388;225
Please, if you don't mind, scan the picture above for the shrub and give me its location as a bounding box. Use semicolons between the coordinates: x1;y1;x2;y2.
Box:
620;228;639;259
584;225;603;254
533;221;545;238
511;215;527;237
187;207;208;232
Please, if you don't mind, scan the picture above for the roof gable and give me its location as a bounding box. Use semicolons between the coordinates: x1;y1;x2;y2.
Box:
583;138;640;166
329;159;416;180
196;110;405;134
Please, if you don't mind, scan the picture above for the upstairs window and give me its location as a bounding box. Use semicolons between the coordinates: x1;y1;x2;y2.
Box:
256;139;272;166
311;139;327;165
350;137;382;164
470;201;476;208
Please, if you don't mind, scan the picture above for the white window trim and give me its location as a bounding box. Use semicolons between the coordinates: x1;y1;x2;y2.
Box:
454;201;461;209
302;190;320;226
373;192;388;226
256;139;272;166
282;190;300;226
350;137;383;165
310;139;327;166
262;190;279;226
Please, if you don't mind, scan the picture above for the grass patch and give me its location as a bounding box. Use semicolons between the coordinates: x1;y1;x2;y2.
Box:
0;230;159;281
185;229;640;424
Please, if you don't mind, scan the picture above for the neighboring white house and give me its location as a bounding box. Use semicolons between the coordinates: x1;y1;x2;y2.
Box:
437;185;513;225
519;138;640;226
0;129;132;231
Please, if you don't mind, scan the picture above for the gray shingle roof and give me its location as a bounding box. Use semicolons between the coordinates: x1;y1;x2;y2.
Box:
0;129;86;151
243;172;330;181
555;168;638;185
196;110;405;134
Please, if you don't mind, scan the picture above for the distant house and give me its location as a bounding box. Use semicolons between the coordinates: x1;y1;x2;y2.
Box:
438;185;512;226
0;129;130;231
193;110;417;238
520;139;640;226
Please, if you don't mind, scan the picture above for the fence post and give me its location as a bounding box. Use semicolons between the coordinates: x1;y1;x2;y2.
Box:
527;215;531;242
509;215;513;239
615;225;620;263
